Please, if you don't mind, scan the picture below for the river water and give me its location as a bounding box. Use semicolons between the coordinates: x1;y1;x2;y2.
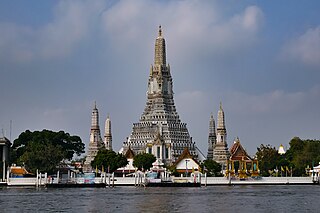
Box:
0;185;319;212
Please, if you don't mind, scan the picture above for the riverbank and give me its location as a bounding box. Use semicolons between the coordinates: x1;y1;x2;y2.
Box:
3;176;318;187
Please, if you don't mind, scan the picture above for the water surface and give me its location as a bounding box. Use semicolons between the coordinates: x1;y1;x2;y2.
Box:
0;185;319;212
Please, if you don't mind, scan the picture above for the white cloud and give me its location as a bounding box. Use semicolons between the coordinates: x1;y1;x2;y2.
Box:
100;1;264;63
225;87;319;115
281;26;320;67
0;0;105;63
0;0;264;66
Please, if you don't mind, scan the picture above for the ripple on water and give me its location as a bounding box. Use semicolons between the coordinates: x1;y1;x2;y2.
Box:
0;185;320;212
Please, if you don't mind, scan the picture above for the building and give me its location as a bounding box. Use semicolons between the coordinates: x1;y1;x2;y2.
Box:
174;148;200;176
0;137;11;181
122;26;200;164
104;115;112;151
83;102;112;172
207;103;230;168
225;137;259;178
207;113;216;160
116;147;136;177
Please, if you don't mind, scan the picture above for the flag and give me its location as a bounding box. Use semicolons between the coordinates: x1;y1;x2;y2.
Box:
102;165;104;173
95;165;98;173
281;166;284;172
286;166;290;172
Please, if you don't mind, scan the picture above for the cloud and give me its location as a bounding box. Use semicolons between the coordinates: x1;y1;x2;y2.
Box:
0;0;105;63
224;86;320;115
281;26;320;67
100;1;264;64
0;0;264;67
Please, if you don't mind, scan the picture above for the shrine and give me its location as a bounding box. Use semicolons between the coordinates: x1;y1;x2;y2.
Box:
225;137;259;179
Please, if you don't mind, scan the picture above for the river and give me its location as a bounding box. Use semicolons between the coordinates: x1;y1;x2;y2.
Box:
0;185;319;212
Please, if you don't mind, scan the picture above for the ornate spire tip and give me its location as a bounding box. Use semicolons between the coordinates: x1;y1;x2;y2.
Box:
158;25;162;37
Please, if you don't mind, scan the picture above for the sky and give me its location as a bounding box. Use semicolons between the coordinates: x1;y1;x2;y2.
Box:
0;0;319;156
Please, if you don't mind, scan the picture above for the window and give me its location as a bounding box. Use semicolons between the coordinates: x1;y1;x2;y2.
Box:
148;147;152;154
165;148;169;159
157;147;161;158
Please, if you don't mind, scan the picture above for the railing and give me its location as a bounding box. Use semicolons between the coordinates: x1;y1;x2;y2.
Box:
201;176;313;185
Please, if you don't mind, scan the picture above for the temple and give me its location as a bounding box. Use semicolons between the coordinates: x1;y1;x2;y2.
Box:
207;103;230;169
225;137;259;178
122;26;200;164
104;115;112;151
83;102;113;172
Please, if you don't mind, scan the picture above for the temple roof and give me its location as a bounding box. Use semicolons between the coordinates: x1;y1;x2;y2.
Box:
229;138;252;161
174;147;199;166
125;147;135;159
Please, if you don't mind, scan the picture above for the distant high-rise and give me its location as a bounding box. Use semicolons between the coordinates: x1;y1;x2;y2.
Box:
83;102;104;172
122;26;199;164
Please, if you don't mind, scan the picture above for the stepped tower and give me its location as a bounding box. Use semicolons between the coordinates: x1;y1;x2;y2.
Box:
83;102;104;172
207;113;216;160
104;114;112;150
122;26;198;164
213;102;230;167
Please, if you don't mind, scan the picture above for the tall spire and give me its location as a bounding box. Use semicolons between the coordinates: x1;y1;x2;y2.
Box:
216;101;227;145
147;26;173;97
91;101;99;130
123;26;199;164
104;114;112;150
158;25;162;37
154;25;166;66
84;102;103;172
207;113;216;160
209;113;216;134
217;102;225;130
213;103;229;167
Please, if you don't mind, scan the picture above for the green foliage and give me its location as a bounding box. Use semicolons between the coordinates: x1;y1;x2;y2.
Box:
91;149;128;173
286;137;320;176
12;129;85;174
133;153;156;171
202;159;222;177
256;138;320;177
256;144;286;177
19;142;66;174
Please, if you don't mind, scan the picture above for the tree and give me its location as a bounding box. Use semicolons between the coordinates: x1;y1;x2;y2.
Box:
133;153;156;171
13;130;84;160
256;144;285;177
11;129;85;174
91;149;128;173
286;137;320;176
20;142;66;174
202;159;222;177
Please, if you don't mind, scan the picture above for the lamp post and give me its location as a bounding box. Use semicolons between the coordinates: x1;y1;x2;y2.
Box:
185;159;190;177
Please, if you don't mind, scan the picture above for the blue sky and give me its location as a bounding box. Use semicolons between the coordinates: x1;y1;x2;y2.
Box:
0;0;319;156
